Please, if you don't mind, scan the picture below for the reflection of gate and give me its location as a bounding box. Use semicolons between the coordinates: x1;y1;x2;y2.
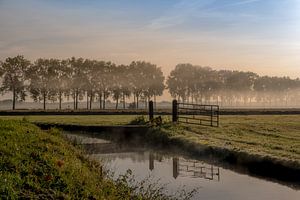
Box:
175;158;220;181
148;153;220;181
172;100;219;127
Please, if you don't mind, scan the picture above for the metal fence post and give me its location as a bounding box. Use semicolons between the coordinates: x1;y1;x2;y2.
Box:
172;99;178;122
149;100;154;121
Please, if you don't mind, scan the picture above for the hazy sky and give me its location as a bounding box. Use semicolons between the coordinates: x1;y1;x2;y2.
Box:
0;0;300;78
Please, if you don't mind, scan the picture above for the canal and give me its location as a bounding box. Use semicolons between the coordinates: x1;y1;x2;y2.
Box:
65;132;300;200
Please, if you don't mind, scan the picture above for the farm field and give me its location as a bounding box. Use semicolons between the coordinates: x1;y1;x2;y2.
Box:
162;115;300;163
1;114;299;164
0;115;138;126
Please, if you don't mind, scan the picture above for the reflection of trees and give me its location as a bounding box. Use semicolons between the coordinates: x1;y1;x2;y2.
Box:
83;142;148;162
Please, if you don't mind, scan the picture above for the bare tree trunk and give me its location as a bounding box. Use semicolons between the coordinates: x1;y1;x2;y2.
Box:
43;91;46;110
133;95;136;109
154;95;156;109
123;93;126;109
12;87;16;110
59;91;62;110
136;94;139;109
75;89;79;110
115;96;119;109
99;92;102;109
90;91;93;110
75;93;77;110
103;92;106;109
86;91;89;110
73;90;76;110
200;93;203;104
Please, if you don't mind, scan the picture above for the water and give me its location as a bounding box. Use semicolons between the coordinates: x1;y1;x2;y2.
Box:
65;132;300;200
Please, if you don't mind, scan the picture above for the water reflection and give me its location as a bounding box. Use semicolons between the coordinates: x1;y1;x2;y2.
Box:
149;153;220;181
65;132;300;200
77;137;221;182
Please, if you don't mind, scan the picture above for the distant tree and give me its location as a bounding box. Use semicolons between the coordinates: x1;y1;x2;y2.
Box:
225;71;258;105
150;68;165;107
28;58;60;110
167;64;197;102
2;55;300;109
54;59;71;110
128;61;144;109
92;61;114;109
68;57;87;110
80;59;96;110
141;63;165;107
111;65;123;109
90;61;105;109
128;61;164;109
118;65;132;109
0;55;31;110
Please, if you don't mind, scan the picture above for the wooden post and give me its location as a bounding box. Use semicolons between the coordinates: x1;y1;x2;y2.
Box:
217;106;219;127
149;153;154;171
149;100;154;121
12;87;15;110
173;157;179;179
210;106;213;127
172;99;178;123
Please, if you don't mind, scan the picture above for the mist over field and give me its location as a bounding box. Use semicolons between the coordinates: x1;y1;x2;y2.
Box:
0;56;299;110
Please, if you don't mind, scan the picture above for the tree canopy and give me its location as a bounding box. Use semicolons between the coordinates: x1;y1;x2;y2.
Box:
0;56;299;109
0;56;165;110
167;64;300;107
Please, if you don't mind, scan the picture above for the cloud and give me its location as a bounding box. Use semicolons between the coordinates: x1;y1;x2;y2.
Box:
146;0;214;30
145;0;263;31
229;0;261;6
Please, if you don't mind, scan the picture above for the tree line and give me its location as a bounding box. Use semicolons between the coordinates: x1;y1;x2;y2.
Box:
0;56;299;110
167;64;300;107
0;55;164;110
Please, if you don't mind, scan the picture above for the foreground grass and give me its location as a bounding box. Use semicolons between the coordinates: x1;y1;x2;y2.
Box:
0;115;137;126
0;120;186;199
148;115;300;164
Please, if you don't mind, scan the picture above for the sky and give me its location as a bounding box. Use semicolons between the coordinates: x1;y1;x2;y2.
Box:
0;0;300;79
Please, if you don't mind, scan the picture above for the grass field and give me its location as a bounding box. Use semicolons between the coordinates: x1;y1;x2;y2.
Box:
0;114;299;163
160;115;300;163
0;115;138;125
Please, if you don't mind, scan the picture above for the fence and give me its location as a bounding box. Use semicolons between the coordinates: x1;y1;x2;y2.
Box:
148;100;219;127
172;100;219;127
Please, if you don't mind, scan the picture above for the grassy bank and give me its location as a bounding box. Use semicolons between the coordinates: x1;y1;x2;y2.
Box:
0;120;187;199
145;115;300;163
0;115;137;126
187;115;299;162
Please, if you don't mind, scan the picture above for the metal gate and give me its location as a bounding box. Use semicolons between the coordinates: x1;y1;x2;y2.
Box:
172;100;219;127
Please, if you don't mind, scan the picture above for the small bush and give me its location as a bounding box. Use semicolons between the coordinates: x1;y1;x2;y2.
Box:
129;116;148;125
